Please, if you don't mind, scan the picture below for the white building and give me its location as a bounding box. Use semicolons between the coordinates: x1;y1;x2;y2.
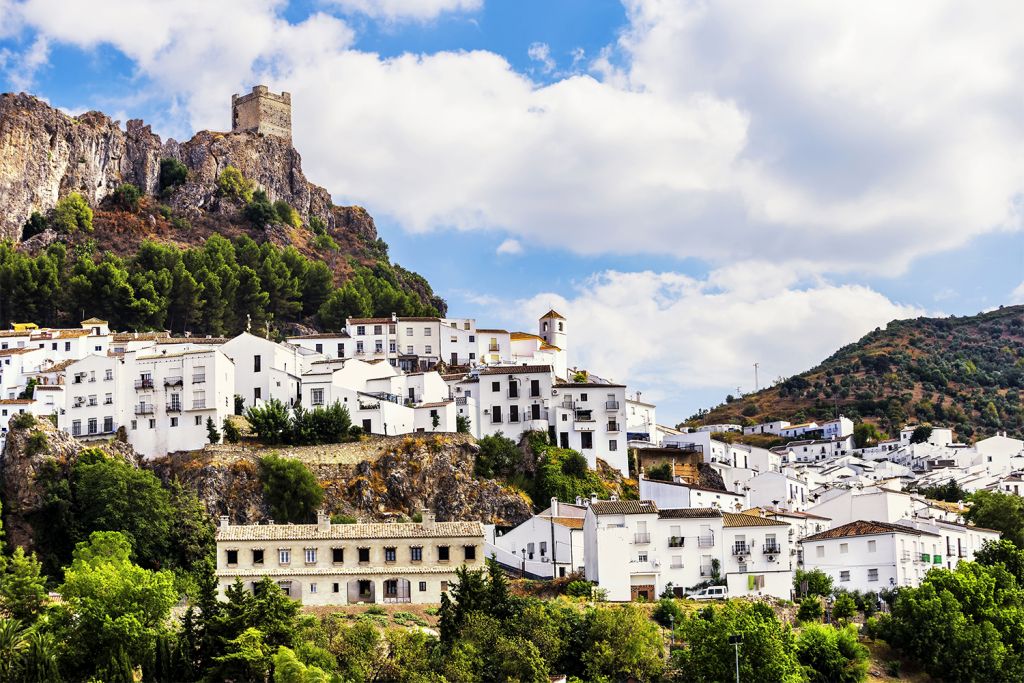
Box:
900;425;955;448
746;471;811;511
639;476;747;512
744;420;792;436
221;332;305;409
487;498;586;578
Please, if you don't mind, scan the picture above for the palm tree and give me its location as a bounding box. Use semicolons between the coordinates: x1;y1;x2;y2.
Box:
0;617;27;680
21;629;61;683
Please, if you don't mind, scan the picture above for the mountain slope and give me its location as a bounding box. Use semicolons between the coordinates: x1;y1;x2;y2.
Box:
0;92;445;333
689;305;1024;441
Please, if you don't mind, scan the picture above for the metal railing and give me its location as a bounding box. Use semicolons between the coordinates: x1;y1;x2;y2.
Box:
605;400;620;410
135;404;154;415
633;533;651;544
732;543;749;556
192;400;206;410
134;378;154;390
192;374;206;384
668;537;685;548
607;422;620;432
763;542;781;554
166;404;182;413
698;534;715;548
164;376;183;386
575;411;595;422
488;343;499;351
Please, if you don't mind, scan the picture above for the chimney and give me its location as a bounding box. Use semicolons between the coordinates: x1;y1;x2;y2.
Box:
267;518;275;525
575;496;584;506
610;493;619;502
590;492;598;505
317;509;329;532
550;497;559;517
421;509;435;530
219;515;229;529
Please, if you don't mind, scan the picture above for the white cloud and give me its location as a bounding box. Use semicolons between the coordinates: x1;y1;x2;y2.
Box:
496;238;523;255
328;0;481;21
2;34;47;91
1011;282;1024;305
506;269;924;415
527;42;555;74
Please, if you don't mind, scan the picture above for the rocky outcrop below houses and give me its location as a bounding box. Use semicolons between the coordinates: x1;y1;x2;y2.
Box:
149;434;533;527
0;418;140;551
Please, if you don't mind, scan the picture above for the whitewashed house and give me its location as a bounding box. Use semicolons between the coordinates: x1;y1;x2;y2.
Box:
487;498;587;578
221;332;305;409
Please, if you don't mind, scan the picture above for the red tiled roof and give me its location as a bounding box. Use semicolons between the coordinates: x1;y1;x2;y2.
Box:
801;520;938;543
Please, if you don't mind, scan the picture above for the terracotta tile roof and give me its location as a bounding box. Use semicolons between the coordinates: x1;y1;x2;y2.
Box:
400;317;441;322
0;347;36;356
657;507;722;519
42;359;75;373
0;330;31;338
511;332;545;342
476;329;508;334
52;330;91;338
155;337;229;345
0;399;34;404
801;520;938;543
441;373;467;381
80;317;108;324
540;343;561;351
217;520;484;542
32;385;63;391
590;500;658;516
744;507;831;521
112;332;170;342
347;318;393;325
724;512;789;528
479;364;552;376
540;309;566;320
551;517;585;529
416;401;454;408
217;565;467;577
562;382;626;388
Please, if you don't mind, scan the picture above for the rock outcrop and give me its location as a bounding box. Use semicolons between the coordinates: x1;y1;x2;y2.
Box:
0;92;374;242
0;418;140;551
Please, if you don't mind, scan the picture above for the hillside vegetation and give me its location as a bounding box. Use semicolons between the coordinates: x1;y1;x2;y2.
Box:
690;305;1024;441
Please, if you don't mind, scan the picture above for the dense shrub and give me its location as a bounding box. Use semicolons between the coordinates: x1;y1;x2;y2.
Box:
796;623;869;682
53;192;93;233
216;165;254;201
473;433;522;479
109;183;141;211
258;454;324;523
158;157;188;193
273;199;301;228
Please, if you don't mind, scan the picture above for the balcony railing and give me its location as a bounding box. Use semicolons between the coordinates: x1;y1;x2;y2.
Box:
763;542;781;554
574;411;594;422
605;400;620;410
488;343;499;352
633;533;651;544
191;400;207;410
732;543;749;556
164;376;183;386
192;374;206;384
668;536;685;548
135;404;155;415
134;378;154;390
166;404;182;413
698;534;715;548
900;550;912;562
607;422;620;432
670;561;684;569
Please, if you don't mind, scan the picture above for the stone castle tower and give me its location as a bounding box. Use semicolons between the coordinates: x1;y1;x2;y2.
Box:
231;85;292;142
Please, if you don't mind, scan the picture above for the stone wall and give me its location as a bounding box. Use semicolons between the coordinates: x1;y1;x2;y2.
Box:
231;85;292;142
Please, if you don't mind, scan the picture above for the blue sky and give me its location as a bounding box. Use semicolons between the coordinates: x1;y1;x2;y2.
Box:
2;0;1022;424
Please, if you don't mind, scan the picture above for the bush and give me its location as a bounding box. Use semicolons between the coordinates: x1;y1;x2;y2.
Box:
312;233;338;251
110;183;141;211
796;624;870;683
456;414;471;434
25;430;48;456
216;165;254;202
794;568;834;598
21;211;48;239
646;462;672;481
10;412;36;429
348;425;363;438
258;454;324;523
330;513;358;524
474;433;522;479
560;451;588;478
222;418;241;444
797;597;824;623
53;192;93;233
273;200;302;228
245;190;277;227
565;580;593;598
245;399;291;444
158;157;188;193
652;597;685;628
309;216;326;234
833;592;857;621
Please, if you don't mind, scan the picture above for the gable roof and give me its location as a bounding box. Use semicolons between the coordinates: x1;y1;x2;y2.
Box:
590;500;658;516
657;507;722;519
723;512;789;528
539;309;566;320
479;364;552;376
801;520;939;543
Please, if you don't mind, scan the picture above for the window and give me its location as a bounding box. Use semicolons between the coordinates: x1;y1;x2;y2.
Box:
441;581;449;592
337;343;344;356
405;327;413;335
333;583;340;593
438;545;450;562
638;552;648;562
840;542;849;554
254;355;261;372
867;540;877;552
71;420;81;437
816;545;825;558
104;369;113;381
581;432;593;449
279;549;291;565
424;345;432;354
309;583;317;594
195;415;202;426
840;570;850;582
411;546;422;562
356;342;364;353
374;325;382;335
358;548;370;563
305;548;317;564
103;416;114;433
149;419;156;429
254;388;261;401
311;389;324;406
170;417;178;427
252;549;264;565
357;325;365;335
464;545;476;561
130;420;137;430
332;548;344;563
491;381;500;392
384;547;397;563
609;439;618;451
469;335;475;342
419;581;427;592
375;341;383;353
87;418;97;435
868;568;879;582
226;549;238;565
389;341;396;353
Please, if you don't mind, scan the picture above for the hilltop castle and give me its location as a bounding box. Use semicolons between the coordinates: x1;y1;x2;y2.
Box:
231;85;291;142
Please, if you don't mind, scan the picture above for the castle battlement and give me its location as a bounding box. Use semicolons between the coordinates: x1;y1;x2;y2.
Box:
231;85;291;142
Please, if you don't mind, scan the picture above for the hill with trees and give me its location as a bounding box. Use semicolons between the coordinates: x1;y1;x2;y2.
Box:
0;92;444;336
688;305;1024;441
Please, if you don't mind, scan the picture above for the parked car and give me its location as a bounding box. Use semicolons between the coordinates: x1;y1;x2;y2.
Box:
689;586;728;600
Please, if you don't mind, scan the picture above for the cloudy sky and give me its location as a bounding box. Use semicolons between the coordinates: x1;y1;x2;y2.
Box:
2;0;1022;423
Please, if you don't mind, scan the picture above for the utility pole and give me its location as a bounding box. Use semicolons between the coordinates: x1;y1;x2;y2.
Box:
729;634;743;683
753;363;760;392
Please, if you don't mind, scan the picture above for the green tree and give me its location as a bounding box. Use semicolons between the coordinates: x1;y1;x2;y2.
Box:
910;425;933;444
20;629;61;683
216;166;254;202
245;190;277;227
206;417;221;444
794;568;834;598
582;604;665;682
110;183;142;211
974;539;1024;582
53;192;93;233
259;454;324;523
853;422;885;448
456;414;471;434
473;433;522;479
832;592;857;621
272;645;335;683
797;597;824;623
159;158;189;193
0;617;27;681
965;490;1024;547
273;200;302;229
246;399;292;444
0;546;47;624
796;623;869;683
55;531;177;679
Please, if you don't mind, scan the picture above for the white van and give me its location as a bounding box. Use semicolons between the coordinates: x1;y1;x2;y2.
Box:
690;586;728;600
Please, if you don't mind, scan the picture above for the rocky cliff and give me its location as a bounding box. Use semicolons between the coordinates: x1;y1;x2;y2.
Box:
0;92;373;242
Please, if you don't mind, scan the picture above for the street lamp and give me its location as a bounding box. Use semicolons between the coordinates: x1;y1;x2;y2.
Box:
668;614;675;647
728;634;743;683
